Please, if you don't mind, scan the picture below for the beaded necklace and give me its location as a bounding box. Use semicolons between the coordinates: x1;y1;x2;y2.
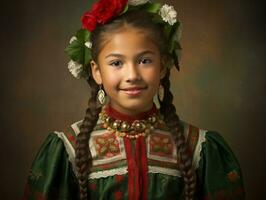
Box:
98;106;165;139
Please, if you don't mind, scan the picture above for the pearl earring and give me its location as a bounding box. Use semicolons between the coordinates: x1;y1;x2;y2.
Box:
158;84;164;102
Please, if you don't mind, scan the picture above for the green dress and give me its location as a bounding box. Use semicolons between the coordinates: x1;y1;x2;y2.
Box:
22;105;244;200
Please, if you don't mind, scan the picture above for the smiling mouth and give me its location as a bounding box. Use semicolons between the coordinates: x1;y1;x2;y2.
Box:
120;87;147;96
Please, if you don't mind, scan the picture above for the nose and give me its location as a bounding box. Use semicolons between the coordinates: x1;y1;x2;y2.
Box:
125;63;141;83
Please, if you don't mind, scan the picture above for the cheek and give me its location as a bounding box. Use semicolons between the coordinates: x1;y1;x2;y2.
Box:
143;68;161;86
102;69;121;88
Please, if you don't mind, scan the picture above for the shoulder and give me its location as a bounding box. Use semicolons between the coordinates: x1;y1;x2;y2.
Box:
24;130;80;199
179;120;241;170
178;120;208;170
51;120;82;172
49;118;104;174
180;121;245;196
32;120;82;178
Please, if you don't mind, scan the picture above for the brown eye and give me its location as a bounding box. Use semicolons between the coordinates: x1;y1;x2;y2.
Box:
110;60;123;67
139;58;152;65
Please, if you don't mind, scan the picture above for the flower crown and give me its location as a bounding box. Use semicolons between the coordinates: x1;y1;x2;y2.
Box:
65;0;182;79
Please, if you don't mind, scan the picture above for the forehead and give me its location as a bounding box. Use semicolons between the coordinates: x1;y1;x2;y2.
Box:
98;27;159;57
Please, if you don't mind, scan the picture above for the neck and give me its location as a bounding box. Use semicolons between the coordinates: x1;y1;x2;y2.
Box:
108;102;154;117
104;102;158;123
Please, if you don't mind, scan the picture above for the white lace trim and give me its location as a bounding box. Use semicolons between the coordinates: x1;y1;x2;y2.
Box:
148;166;181;177
70;118;104;136
53;131;77;175
88;165;182;179
192;129;207;169
70;120;82;136
183;122;190;141
89;167;128;179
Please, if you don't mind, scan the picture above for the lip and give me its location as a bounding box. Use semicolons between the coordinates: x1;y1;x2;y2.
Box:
120;87;147;96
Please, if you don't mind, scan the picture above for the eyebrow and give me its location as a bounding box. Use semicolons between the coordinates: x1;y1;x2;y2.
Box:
105;50;155;59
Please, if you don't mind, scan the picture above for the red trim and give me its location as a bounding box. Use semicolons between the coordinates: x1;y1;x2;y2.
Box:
66;132;75;142
124;137;148;200
114;191;123;200
187;125;200;156
124;137;136;200
104;103;158;123
139;137;148;200
105;103;153;199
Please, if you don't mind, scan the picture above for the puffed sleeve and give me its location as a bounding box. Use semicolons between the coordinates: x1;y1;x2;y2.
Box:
196;131;245;199
22;132;79;200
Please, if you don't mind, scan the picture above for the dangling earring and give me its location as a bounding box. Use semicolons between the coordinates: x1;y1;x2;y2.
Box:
158;84;164;102
97;85;106;105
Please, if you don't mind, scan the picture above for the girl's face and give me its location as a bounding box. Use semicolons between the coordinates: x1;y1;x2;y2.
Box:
91;26;166;116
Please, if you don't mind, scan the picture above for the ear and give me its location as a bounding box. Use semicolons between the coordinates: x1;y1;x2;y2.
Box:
90;60;103;85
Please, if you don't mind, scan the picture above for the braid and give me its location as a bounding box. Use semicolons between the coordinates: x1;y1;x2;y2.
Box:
159;69;196;200
75;77;101;200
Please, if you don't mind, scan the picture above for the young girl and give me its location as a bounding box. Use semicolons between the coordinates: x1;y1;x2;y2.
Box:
23;0;244;199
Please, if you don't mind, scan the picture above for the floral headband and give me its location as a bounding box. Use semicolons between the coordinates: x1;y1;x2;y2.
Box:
65;0;182;79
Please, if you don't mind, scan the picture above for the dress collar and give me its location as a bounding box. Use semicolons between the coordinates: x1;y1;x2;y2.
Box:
103;103;158;123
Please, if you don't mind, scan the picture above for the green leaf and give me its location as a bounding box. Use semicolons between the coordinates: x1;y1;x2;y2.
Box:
164;24;172;39
167;22;182;52
65;29;92;66
76;29;90;43
171;22;181;40
84;48;92;65
143;3;161;13
65;40;83;62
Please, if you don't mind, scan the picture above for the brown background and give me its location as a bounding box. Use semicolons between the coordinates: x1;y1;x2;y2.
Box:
1;0;266;199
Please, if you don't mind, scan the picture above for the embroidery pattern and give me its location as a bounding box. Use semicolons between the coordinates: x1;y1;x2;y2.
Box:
90;130;126;166
150;133;173;157
147;130;177;163
227;170;239;182
203;186;244;200
94;132;120;158
65;120;206;179
29;170;43;181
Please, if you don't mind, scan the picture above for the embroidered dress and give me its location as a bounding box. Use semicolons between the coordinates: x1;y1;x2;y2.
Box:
22;104;245;200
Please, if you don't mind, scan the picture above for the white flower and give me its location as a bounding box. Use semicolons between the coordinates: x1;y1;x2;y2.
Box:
69;36;77;44
159;4;177;25
128;0;150;6
67;60;83;79
85;41;92;48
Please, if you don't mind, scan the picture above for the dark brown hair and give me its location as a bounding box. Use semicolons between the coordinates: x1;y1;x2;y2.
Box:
75;10;196;200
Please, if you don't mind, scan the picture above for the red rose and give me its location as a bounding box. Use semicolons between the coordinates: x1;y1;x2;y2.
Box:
82;0;128;32
82;11;97;32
